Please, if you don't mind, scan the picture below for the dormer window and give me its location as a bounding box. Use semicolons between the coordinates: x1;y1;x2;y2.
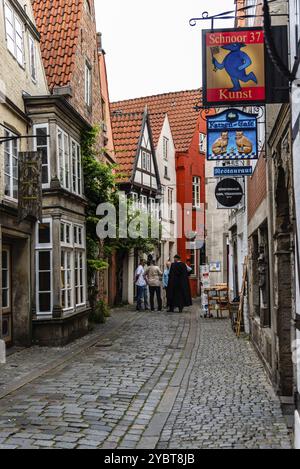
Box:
4;2;24;66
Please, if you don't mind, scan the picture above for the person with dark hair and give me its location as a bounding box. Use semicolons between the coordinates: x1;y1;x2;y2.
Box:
167;255;193;313
135;259;149;311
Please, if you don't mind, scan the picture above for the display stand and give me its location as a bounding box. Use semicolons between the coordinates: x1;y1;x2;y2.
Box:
204;284;229;318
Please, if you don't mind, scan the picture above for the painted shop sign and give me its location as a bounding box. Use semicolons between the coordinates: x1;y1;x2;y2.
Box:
209;262;221;273
215;178;244;208
203;27;265;106
18;151;42;223
207;109;258;161
214;166;253;177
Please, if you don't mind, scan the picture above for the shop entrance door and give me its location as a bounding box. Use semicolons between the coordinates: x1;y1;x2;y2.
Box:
1;246;12;345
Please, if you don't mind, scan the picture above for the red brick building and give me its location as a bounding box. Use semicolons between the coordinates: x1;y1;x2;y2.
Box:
111;90;205;297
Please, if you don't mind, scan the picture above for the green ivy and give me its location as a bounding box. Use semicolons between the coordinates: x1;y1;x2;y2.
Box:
81;127;161;302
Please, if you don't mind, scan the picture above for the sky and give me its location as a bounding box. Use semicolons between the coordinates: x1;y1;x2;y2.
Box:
95;0;235;102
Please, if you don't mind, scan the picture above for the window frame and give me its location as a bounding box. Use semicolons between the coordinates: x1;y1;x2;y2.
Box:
28;33;37;82
85;61;92;107
4;129;18;201
71;138;82;195
189;249;197;277
163;137;169;160
34;123;50;187
199;133;207;153
140;195;148;213
2;248;10;311
57;127;82;195
60;221;86;311
35;218;53;316
4;2;24;66
192;176;201;208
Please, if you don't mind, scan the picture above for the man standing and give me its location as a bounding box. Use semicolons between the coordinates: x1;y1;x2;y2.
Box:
135;259;149;311
167;255;192;313
144;260;163;312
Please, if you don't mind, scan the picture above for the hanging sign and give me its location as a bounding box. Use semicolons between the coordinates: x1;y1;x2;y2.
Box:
203;27;265;106
18;151;42;223
215;178;244;208
214;166;253;177
207;109;258;161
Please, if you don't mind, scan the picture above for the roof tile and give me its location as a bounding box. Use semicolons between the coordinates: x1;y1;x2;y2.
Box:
32;0;83;90
111;89;202;152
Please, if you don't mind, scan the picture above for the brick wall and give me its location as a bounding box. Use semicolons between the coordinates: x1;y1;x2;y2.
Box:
70;0;104;139
248;154;267;223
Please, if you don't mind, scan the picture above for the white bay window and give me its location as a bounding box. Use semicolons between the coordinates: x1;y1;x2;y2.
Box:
4;130;18;200
57;127;82;195
61;221;86;311
36;220;53;315
34;124;50;186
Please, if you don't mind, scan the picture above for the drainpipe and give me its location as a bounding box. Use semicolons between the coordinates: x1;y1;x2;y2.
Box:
0;225;5;364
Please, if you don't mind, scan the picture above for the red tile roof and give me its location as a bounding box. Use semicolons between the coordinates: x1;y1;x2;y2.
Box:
111;111;145;183
32;0;83;90
111;89;202;152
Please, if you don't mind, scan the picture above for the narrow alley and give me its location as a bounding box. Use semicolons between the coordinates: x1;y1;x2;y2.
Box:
0;306;291;450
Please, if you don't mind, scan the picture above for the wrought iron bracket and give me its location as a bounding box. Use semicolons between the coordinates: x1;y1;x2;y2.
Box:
0;135;50;145
189;4;288;30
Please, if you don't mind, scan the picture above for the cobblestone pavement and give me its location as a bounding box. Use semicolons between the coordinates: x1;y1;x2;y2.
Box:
0;304;292;449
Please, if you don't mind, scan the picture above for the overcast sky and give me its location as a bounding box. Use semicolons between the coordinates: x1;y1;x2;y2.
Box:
95;0;235;102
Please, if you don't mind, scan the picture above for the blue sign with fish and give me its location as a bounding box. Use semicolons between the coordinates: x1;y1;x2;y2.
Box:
207;109;258;161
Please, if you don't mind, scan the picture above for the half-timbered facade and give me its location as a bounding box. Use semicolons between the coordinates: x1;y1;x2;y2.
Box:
111;109;161;304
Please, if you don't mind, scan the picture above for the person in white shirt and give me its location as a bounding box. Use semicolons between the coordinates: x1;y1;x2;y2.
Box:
135;259;149;311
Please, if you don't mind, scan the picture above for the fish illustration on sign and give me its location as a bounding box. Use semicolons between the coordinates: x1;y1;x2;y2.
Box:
212;43;258;92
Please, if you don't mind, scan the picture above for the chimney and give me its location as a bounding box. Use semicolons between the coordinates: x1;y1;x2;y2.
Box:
97;32;105;54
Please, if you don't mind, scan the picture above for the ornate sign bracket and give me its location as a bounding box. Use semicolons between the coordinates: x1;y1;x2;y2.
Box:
0;123;50;144
189;3;288;31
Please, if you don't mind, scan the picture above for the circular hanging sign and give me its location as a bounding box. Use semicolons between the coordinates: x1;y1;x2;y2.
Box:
215;178;243;208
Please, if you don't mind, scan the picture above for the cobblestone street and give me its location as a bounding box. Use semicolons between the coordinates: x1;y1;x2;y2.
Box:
0;305;292;449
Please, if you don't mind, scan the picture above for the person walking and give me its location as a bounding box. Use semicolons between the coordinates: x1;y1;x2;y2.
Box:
163;261;171;309
167;255;192;313
135;259;149;311
144;260;163;312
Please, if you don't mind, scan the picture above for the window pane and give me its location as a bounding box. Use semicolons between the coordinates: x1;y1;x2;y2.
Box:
42;166;49;185
2;251;8;269
39;293;51;312
39;223;51;244
39;272;51;291
39;251;50;271
2;290;8;309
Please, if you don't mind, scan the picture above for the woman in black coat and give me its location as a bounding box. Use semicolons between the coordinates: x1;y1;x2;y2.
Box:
167;255;192;312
